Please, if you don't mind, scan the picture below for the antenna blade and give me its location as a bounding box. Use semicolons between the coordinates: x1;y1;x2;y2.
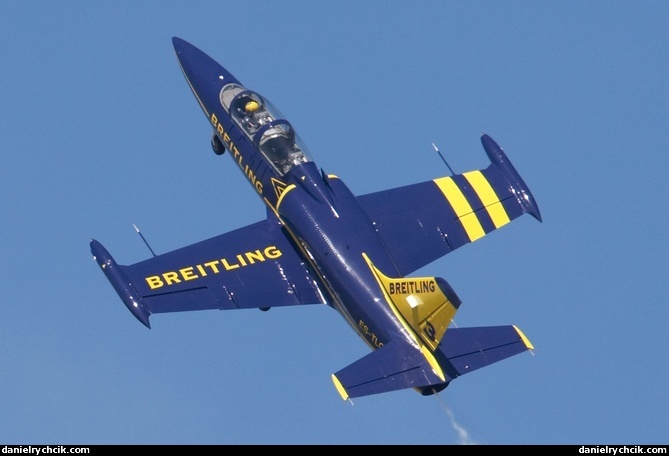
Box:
432;143;455;175
133;224;157;257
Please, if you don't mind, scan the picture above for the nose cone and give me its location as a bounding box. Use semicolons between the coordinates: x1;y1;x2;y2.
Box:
172;37;240;115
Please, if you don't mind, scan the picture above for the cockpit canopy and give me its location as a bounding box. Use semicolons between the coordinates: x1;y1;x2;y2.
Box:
220;83;312;175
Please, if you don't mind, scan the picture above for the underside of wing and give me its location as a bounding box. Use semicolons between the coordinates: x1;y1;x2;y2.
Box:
91;216;326;327
357;134;541;276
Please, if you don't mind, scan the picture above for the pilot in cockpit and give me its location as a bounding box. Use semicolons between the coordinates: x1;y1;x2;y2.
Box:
244;100;260;115
239;98;271;134
238;99;258;132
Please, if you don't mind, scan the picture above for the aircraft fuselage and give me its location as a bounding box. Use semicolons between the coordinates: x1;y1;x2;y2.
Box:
173;38;410;352
276;163;407;350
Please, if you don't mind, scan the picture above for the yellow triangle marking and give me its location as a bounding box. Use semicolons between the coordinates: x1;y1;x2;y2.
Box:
271;178;288;199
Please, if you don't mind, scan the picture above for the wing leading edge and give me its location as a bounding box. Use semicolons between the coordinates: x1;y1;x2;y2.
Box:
91;216;326;328
357;134;541;276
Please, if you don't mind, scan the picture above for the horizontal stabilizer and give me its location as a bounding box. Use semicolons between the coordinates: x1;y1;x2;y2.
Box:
332;340;450;400
438;325;534;377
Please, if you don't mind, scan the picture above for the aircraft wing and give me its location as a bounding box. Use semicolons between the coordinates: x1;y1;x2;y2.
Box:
357;134;541;276
90;215;326;328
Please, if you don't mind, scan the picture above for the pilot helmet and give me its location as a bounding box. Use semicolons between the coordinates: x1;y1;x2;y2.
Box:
245;100;260;113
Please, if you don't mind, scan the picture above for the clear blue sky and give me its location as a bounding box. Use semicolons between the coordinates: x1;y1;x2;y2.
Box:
1;1;667;445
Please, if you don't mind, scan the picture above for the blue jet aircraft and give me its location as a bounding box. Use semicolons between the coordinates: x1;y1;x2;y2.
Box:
90;37;542;401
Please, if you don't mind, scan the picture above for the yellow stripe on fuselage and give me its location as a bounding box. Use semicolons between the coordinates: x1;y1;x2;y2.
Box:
275;183;297;211
463;171;510;229
434;177;485;242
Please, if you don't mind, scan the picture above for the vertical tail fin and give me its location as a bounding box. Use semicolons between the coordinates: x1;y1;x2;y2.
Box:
365;255;462;351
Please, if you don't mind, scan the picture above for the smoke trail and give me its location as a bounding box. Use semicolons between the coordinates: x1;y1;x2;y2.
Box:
434;392;479;445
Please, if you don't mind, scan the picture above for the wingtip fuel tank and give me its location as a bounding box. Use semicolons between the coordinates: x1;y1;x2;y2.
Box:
90;239;152;329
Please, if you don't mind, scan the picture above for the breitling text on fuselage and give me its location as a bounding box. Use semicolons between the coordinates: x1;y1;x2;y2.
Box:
211;112;264;195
